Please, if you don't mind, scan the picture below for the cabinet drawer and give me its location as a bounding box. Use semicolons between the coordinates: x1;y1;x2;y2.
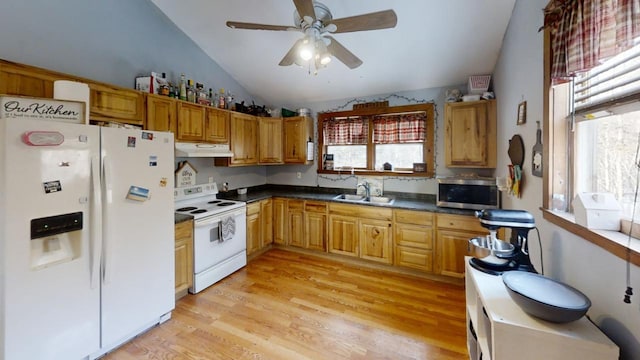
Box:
305;200;327;213
395;224;433;249
288;199;304;211
394;209;433;226
395;246;433;272
329;203;392;221
246;202;261;216
437;213;486;232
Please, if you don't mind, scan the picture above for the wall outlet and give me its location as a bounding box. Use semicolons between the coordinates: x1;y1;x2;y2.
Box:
208;177;214;183
296;172;302;179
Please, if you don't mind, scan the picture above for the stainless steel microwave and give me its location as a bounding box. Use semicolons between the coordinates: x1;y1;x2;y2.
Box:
437;177;500;210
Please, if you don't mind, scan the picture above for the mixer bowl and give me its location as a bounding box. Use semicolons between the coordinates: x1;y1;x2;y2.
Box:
468;237;515;265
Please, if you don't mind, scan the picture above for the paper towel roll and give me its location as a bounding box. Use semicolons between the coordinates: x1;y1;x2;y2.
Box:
54;80;90;124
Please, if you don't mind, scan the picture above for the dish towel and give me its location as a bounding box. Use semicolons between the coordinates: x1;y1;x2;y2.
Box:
220;216;235;242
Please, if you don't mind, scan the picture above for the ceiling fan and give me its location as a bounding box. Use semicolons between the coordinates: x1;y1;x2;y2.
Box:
226;0;397;72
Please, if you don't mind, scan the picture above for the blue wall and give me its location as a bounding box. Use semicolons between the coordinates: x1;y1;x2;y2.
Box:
0;0;261;105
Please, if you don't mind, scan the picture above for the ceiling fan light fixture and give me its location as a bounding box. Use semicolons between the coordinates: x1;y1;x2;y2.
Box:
298;36;314;61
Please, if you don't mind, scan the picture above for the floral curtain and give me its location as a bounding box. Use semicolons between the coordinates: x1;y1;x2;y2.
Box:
544;0;640;82
323;117;369;145
372;112;426;144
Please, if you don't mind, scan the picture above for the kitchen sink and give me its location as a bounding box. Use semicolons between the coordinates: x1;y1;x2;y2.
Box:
333;194;365;201
332;194;395;206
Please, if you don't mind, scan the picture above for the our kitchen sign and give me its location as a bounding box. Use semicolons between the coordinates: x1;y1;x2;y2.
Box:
0;95;84;123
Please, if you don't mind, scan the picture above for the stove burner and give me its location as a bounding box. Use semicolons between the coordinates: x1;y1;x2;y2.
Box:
217;202;236;206
207;200;222;204
190;209;208;214
177;206;198;212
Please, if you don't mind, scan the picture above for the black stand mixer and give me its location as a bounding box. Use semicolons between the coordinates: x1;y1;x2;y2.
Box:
469;209;537;275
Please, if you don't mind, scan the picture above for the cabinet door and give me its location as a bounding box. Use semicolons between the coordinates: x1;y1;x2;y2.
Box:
230;113;259;165
283;116;312;164
246;203;261;256
146;94;177;133
305;212;327;251
444;100;496;168
260;199;273;247
174;220;193;300
0;61;58;98
90;83;145;125
259;117;284;164
288;210;304;248
359;219;392;264
273;198;287;245
436;229;478;278
328;214;358;257
205;107;230;143
177;102;206;141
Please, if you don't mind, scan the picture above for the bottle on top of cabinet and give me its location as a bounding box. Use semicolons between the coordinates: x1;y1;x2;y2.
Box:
218;88;226;109
187;79;196;103
179;73;187;101
196;83;209;105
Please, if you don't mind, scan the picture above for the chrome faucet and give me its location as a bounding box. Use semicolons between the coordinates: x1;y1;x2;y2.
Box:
358;181;370;199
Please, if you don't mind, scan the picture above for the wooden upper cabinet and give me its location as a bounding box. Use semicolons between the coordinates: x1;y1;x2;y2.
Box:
145;94;177;133
283;116;313;164
89;83;145;125
176;102;206;141
205;107;230;144
444;99;497;168
0;61;59;98
259;117;283;164
215;112;258;166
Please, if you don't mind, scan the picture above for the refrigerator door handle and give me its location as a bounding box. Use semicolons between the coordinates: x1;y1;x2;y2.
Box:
102;155;113;284
90;154;102;289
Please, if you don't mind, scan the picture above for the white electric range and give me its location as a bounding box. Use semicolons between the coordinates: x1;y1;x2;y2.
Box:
174;183;247;293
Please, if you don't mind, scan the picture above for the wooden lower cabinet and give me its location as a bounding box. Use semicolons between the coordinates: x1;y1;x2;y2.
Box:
287;200;305;248
174;219;194;300
273;198;287;245
328;214;359;257
247;199;273;256
436;213;499;278
304;201;327;251
359;218;392;264
394;209;434;272
246;202;261;256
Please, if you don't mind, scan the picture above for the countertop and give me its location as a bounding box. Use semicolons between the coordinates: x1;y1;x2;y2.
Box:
216;184;477;216
174;213;193;224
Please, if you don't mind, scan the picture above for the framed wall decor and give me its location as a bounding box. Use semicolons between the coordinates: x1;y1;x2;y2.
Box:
517;101;527;125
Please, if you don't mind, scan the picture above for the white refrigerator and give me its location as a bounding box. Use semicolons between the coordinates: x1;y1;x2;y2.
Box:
0;117;175;360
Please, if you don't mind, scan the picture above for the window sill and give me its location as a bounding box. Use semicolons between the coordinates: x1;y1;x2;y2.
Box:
317;169;434;177
542;208;640;267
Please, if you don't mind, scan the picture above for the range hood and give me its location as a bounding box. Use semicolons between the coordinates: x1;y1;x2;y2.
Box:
174;142;233;157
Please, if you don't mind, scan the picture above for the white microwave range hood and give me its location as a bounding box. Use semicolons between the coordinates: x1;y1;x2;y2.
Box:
175;142;233;157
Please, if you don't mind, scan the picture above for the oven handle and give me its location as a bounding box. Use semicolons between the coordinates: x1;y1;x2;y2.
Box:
194;207;246;227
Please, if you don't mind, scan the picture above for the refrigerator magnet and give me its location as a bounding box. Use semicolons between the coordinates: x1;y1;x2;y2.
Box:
149;155;157;167
159;177;168;187
43;180;62;193
126;186;150;201
127;136;136;148
141;132;154;140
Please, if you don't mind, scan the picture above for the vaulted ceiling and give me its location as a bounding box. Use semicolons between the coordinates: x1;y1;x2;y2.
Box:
151;0;516;106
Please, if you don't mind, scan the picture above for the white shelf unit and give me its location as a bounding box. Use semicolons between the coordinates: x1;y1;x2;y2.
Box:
465;258;618;360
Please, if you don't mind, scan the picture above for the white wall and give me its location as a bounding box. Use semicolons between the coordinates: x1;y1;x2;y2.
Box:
494;1;640;358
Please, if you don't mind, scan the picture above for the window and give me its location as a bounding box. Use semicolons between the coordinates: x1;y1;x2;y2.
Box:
318;103;435;176
550;44;640;220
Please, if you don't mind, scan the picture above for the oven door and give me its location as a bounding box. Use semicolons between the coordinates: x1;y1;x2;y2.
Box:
193;207;247;274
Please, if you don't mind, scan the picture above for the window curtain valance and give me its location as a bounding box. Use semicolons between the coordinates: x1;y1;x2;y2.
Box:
372;112;426;144
323;117;369;145
544;0;640;82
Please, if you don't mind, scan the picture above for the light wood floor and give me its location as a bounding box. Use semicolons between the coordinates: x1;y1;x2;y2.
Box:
103;249;469;360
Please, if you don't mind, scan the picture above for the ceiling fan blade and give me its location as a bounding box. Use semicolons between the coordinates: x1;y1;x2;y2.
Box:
279;39;304;66
326;36;362;69
226;21;293;31
330;9;397;33
293;0;316;21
